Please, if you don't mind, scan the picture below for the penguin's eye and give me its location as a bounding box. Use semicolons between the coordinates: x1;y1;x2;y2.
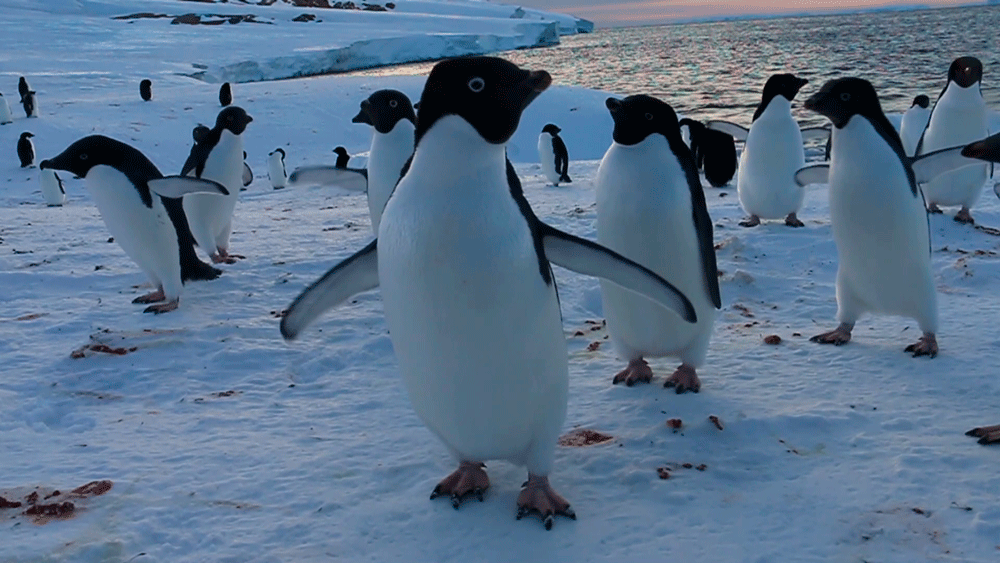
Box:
644;113;654;121
389;99;398;108
468;77;486;93
79;153;88;161
840;92;851;102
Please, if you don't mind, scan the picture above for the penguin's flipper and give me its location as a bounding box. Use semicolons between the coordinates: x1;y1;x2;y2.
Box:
912;146;985;184
242;162;253;187
794;164;830;187
961;132;1000;163
288;165;368;192
281;239;379;340
705;120;749;142
800;126;831;142
539;224;696;323
148;176;230;198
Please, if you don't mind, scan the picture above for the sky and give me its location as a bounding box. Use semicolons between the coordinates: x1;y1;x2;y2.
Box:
511;0;980;27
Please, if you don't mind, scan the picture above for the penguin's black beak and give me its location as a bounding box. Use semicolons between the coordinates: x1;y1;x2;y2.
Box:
39;159;51;170
516;70;551;113
962;132;1000;162
606;97;623;115
353;101;372;125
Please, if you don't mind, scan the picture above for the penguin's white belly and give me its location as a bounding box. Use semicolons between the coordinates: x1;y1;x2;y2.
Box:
366;121;414;233
829;121;935;318
596;141;714;360
184;132;242;250
537;134;559;184
268;154;286;188
39;170;66;206
85;166;179;288
920;105;988;207
738;119;805;218
899;108;930;157
378;131;567;466
0;97;11;124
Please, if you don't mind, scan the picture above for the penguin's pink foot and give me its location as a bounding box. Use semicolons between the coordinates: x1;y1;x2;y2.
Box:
784;212;805;228
904;333;937;358
663;363;701;394
966;424;1000;445
739;214;761;228
612;358;653;386
211;249;241;264
516;474;575;530
954;208;975;224
927;202;943;214
143;299;179;314
810;323;853;346
132;289;166;304
430;461;490;509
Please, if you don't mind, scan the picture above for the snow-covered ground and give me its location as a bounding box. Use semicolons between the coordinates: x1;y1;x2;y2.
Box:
3;3;1000;563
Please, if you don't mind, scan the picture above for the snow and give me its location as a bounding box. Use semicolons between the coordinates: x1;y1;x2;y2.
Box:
2;2;1000;562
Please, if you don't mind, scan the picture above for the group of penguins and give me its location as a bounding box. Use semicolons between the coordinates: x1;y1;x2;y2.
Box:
10;55;1000;529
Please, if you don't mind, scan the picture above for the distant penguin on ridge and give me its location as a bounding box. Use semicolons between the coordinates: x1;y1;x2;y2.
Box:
0;92;12;124
39;168;67;206
898;94;930;156
219;82;232;107
22;91;37;118
140;79;153;102
538;123;571;186
679;117;737;187
17;131;34;167
40;135;230;313
916;56;989;224
708;73;828;227
268;148;287;189
333;146;350;168
597;95;720;393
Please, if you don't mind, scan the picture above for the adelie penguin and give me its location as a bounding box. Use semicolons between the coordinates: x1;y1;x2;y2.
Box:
899;94;930;156
242;151;253;188
0;92;12;125
17;131;34;167
280;56;697;530
333;146;350;168
140;79;152;102
597;95;720;393
18;76;30;102
22;91;37;118
181;106;253;264
795;77;993;358
916;56;989;224
40;136;229;313
268;148;287;189
289;90;415;234
219;82;232;107
39;168;66;206
538;123;571;186
679;118;737;187
708;74;828;227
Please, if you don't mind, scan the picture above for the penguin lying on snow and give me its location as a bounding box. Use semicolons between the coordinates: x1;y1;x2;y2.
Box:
290;89;416;234
17;132;34;167
797;78;995;357
538;123;571;186
916;56;989;225
281;56;696;530
41;136;229;313
899;94;930;156
708;74;829;227
679;118;736;187
597;96;720;393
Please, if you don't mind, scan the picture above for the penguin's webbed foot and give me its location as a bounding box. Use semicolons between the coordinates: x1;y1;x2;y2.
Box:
516;474;575;530
612;358;653;387
784;213;805;228
954;208;975;225
927;203;943;214
965;424;1000;445
810;324;852;346
739;215;761;228
663;363;701;394
559;174;572;184
430;461;489;509
904;333;937;358
143;299;179;314
211;250;242;264
132;289;166;304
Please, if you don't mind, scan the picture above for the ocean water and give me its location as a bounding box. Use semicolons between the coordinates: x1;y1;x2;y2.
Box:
351;4;1000;127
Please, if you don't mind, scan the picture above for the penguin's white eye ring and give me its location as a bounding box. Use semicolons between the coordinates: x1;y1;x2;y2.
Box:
468;77;486;93
389;99;398;108
840;92;851;102
644;113;654;121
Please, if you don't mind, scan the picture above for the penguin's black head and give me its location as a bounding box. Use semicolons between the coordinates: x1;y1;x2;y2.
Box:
912;94;930;109
192;124;210;143
762;73;809;103
20;132;34;140
542;123;561;135
804;77;883;129
40;135;132;178
678;117;705;140
272;148;286;159
961;132;1000;163
606;95;681;146
416;56;551;145
948;56;982;89
215;106;253;135
333;146;348;156
353;89;416;134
